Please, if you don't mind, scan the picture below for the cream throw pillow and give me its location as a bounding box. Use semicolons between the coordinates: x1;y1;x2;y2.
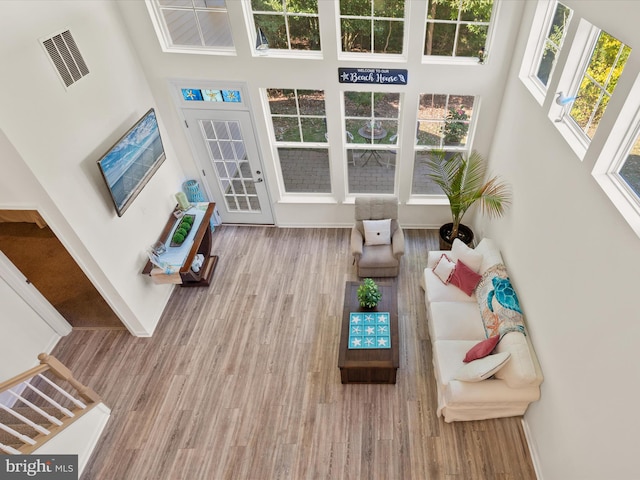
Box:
363;219;391;245
450;238;483;273
454;351;511;382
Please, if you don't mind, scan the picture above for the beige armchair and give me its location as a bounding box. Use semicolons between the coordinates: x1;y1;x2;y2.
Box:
351;196;405;277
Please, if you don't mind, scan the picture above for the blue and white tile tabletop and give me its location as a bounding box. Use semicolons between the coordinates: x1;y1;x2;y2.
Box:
348;312;391;349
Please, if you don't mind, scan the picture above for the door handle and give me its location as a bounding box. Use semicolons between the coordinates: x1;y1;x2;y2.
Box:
253;178;263;183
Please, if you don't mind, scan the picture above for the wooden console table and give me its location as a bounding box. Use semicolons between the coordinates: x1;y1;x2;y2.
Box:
338;281;399;384
142;202;217;287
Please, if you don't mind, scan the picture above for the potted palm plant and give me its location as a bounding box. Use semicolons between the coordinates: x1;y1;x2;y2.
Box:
425;150;512;250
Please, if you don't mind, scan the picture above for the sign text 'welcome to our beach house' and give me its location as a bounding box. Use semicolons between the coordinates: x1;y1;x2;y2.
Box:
338;68;408;85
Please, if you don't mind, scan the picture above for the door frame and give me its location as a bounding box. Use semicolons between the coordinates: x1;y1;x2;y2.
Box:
169;79;275;224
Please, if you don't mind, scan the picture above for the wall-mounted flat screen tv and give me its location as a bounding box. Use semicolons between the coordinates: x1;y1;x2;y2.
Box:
97;108;165;217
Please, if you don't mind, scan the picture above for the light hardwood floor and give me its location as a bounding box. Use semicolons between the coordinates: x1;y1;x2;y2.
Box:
51;226;536;480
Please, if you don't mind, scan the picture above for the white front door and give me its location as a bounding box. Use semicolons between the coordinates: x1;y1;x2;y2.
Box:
183;109;274;224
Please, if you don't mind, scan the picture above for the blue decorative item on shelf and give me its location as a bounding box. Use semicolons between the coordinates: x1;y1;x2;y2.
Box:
183;180;206;203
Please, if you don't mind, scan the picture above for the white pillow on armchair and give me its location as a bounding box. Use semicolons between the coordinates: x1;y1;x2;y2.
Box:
363;219;391;245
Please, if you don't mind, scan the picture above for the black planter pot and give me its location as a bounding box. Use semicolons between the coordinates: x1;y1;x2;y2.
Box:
438;223;474;250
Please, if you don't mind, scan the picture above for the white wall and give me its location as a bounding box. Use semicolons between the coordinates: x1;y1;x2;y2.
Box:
115;0;526;228
485;2;640;479
0;274;59;381
0;1;188;335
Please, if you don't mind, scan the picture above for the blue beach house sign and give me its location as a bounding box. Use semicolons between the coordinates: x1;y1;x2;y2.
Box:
339;68;408;85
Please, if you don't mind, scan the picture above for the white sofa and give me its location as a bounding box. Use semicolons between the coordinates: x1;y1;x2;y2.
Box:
423;238;543;422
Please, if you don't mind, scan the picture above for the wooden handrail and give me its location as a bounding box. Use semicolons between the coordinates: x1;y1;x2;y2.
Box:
0;354;104;455
0;365;49;393
38;353;101;404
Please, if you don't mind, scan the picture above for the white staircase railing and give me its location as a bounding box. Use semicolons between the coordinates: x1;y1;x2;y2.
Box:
0;353;102;454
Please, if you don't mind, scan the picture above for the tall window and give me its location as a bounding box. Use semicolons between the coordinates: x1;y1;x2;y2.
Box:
267;89;330;193
569;31;631;139
147;0;234;52
344;92;400;194
412;94;476;195
339;0;405;55
535;2;572;86
251;0;321;51
424;0;494;58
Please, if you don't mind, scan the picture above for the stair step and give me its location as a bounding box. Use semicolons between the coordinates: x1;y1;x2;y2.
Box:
0;406;65;424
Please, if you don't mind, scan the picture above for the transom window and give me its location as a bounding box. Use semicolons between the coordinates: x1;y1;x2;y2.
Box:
424;0;494;58
147;0;234;52
267;89;330;193
339;0;406;55
569;30;631;139
534;1;572;87
251;0;321;51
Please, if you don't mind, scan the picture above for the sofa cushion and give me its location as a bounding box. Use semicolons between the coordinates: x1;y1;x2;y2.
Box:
463;335;500;363
424;268;476;303
476;263;525;337
363;219;391;245
359;244;398;268
433;254;456;284
449;260;482;296
428;302;485;341
474;238;504;275
454;352;511;382
494;332;543;388
450;239;483;273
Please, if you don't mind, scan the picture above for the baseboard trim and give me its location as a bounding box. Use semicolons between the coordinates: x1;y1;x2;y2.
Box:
521;417;543;480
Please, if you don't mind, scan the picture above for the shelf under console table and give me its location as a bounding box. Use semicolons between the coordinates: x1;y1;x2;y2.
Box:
142;202;218;287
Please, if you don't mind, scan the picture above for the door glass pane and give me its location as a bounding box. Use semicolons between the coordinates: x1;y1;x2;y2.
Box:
200;120;260;212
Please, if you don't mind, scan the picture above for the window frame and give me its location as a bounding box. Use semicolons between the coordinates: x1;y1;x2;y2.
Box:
549;20;630;160
145;0;236;55
519;0;573;105
593;73;640;240
422;0;497;65
411;94;479;199
265;88;333;196
244;0;323;59
338;0;409;62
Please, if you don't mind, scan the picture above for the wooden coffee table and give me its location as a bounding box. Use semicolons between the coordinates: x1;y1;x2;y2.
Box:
338;281;399;384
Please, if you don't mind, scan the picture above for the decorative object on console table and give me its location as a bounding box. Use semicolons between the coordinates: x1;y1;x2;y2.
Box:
141;202;218;287
424;150;512;250
175;191;191;211
338;281;399;384
183;179;206;202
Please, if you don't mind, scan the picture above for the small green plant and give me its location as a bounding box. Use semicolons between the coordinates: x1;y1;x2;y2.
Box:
357;278;382;308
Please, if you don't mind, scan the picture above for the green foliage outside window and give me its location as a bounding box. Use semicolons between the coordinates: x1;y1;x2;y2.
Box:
340;0;405;54
536;2;572;86
569;31;631;138
252;0;320;51
425;0;493;57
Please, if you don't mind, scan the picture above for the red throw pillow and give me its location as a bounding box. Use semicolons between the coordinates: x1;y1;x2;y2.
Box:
449;259;482;296
463;335;501;363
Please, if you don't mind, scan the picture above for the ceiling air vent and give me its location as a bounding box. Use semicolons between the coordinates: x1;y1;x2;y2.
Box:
41;29;89;88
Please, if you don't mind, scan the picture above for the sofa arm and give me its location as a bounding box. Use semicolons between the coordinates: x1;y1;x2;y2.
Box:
392;227;405;259
350;227;363;259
